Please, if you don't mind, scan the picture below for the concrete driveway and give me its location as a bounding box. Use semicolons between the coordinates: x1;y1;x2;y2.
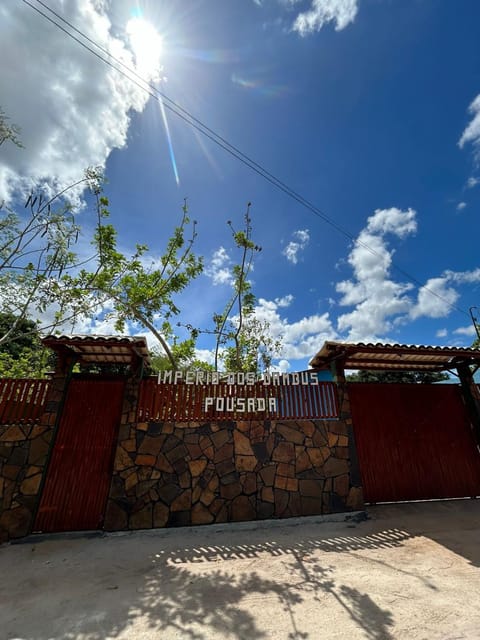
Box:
1;500;480;640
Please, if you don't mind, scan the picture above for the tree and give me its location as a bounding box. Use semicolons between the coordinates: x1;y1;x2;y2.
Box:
347;370;449;383
149;339;214;374
1;109;99;347
61;198;203;369
1;108;203;371
0;110;118;364
0;107;23;149
210;206;282;373
0;167;106;348
0;312;53;378
1;107;265;373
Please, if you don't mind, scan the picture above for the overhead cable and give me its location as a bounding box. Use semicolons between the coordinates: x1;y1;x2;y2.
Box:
20;0;470;317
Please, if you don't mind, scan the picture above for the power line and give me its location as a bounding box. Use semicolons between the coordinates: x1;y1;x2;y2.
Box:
20;0;470;318
23;0;356;241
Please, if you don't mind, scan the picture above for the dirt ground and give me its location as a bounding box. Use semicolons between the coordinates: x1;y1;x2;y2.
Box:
1;499;480;640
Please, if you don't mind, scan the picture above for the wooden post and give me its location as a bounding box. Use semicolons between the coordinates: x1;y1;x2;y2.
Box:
457;363;480;447
331;357;346;384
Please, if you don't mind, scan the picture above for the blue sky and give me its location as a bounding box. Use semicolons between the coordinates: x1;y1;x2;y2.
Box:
1;0;480;371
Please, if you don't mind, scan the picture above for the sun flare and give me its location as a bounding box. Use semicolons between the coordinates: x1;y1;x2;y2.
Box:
126;17;163;78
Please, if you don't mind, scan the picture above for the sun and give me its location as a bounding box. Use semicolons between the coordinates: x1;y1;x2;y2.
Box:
126;17;164;79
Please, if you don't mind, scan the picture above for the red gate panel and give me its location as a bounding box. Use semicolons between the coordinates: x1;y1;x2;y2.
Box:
35;378;125;532
348;383;480;503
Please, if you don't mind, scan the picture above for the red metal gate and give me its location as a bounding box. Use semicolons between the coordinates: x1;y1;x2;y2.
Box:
35;378;125;532
348;383;480;503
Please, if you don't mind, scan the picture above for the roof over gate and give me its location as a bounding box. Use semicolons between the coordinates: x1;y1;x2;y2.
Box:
42;335;150;365
309;341;480;372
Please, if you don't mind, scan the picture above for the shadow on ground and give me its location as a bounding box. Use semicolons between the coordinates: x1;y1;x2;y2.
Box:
3;499;480;639
127;525;403;640
367;499;480;569
0;521;411;640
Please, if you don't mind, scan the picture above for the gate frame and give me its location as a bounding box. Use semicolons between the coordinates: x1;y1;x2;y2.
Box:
31;335;150;534
310;341;480;450
309;341;480;503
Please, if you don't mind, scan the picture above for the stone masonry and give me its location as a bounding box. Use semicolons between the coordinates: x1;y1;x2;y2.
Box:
1;366;364;541
104;415;363;531
0;374;66;543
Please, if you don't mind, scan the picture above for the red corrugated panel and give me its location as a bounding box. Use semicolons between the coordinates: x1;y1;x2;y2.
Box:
0;379;50;423
348;383;480;502
137;380;339;421
35;379;125;532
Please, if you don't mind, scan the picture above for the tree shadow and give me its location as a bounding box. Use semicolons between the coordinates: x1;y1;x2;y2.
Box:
136;562;304;639
0;522;404;640
285;552;394;640
3;499;478;639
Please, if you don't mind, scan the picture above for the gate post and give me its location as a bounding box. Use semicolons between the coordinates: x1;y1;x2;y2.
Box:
457;363;480;447
330;358;364;509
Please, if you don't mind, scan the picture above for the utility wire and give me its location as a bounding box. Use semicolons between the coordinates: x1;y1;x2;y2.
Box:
21;0;469;318
24;0;356;240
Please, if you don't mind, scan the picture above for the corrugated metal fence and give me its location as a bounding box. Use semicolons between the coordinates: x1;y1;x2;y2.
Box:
0;379;50;424
137;379;339;422
34;378;125;533
348;382;480;502
0;377;340;425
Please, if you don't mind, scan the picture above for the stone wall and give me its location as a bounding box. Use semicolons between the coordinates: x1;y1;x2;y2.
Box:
1;368;364;541
335;368;364;511
0;375;66;543
104;413;363;531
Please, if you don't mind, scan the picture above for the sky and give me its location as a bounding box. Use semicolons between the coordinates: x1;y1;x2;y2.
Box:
1;0;480;372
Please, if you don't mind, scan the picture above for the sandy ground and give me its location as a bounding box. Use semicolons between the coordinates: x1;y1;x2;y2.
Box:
1;500;480;640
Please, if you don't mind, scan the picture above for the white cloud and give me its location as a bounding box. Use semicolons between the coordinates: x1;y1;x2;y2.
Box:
0;1;163;203
292;0;359;35
459;94;480;155
275;294;294;307
365;207;417;238
335;207;416;341
254;296;337;360
70;312;119;337
453;325;476;337
467;176;479;188
276;359;291;373
410;268;480;319
204;246;233;285
189;294;335;369
410;277;459;320
333;206;480;340
194;348;217;365
444;268;480;284
35;296;121;338
283;228;310;264
436;328;448;338
456;202;467;211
